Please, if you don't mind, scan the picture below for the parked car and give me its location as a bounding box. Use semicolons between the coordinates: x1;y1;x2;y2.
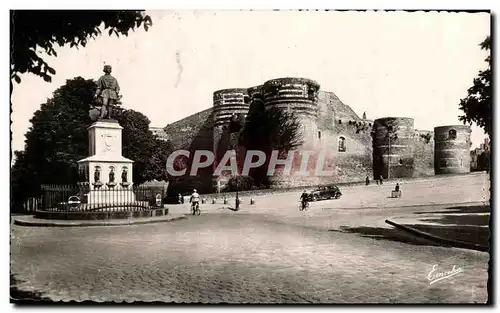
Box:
307;185;342;201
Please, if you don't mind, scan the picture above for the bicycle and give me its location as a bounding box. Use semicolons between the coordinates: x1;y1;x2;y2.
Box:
299;200;309;211
191;202;201;216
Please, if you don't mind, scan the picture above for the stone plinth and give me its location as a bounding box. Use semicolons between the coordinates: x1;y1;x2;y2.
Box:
77;120;135;205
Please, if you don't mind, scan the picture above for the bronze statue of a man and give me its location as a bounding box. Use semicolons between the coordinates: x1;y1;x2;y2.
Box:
94;65;121;119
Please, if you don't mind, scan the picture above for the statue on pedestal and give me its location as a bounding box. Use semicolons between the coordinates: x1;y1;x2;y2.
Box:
121;167;128;183
94;166;101;183
91;65;122;120
109;167;115;183
107;166;117;188
93;166;103;189
120;166;130;188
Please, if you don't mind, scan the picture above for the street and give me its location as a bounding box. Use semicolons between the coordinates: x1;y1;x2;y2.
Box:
10;173;490;303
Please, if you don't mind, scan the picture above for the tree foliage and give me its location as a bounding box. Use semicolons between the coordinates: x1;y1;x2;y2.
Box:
240;105;304;187
241;106;304;153
10;10;152;84
116;109;174;184
458;36;492;136
10;77;172;212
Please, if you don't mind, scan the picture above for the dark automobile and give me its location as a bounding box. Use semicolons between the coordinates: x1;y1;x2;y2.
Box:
307;185;342;201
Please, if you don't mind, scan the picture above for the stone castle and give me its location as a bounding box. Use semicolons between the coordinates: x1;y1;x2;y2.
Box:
156;77;472;194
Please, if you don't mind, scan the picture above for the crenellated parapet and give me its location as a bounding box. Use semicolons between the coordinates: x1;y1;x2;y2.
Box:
213;88;250;127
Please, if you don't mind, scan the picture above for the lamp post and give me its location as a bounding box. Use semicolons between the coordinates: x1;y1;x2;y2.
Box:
235;175;240;210
229;113;244;211
388;130;391;180
235;147;241;210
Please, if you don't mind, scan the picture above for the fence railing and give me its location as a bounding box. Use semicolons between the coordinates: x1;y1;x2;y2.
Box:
20;197;42;212
40;183;166;213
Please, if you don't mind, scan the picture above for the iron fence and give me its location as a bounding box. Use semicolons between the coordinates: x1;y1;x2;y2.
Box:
40;183;166;212
20;197;42;212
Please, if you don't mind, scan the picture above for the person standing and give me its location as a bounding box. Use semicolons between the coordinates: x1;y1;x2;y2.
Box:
300;190;309;210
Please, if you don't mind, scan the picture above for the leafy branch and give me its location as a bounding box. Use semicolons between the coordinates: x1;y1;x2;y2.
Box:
11;10;153;84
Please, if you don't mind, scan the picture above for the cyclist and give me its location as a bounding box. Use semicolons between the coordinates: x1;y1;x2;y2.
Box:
300;190;309;210
189;189;200;214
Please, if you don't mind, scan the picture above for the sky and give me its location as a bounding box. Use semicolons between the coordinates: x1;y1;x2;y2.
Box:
11;10;491;154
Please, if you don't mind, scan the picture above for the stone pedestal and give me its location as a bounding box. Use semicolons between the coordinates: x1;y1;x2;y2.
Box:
77;120;135;205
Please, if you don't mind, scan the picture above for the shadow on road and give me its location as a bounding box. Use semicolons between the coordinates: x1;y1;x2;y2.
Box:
413;205;490;215
404;224;490;249
421;215;490;226
10;274;51;303
332;226;444;247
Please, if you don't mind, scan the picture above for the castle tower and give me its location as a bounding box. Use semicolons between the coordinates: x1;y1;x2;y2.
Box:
212;88;250;191
372;117;415;179
262;77;321;188
434;125;471;174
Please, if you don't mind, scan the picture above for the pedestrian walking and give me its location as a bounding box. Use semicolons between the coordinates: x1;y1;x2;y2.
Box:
366;176;370;186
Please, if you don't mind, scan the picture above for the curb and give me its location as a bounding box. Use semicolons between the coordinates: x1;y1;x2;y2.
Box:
385;219;489;252
13;215;187;228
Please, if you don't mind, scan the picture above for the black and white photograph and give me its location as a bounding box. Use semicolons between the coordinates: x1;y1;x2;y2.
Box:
8;6;493;305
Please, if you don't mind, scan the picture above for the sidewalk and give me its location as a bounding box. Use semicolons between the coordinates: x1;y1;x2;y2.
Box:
12;213;187;227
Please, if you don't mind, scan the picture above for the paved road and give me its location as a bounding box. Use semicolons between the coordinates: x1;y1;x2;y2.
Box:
10;173;490;303
11;214;489;303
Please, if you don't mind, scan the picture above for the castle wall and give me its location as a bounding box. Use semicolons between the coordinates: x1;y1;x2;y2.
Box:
316;91;373;182
412;130;435;177
163;108;215;195
373;117;415;179
163;108;214;150
434;125;471;174
163;77;438;194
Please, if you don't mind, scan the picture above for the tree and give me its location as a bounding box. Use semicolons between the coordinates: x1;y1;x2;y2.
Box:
240;106;304;187
10;10;152;84
116;109;174;184
458;36;491;136
10;77;172;212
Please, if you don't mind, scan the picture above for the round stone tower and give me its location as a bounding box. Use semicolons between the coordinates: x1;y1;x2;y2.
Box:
372;117;415;179
212;88;250;191
434;125;471;174
262;77;321;187
263;77;320;146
